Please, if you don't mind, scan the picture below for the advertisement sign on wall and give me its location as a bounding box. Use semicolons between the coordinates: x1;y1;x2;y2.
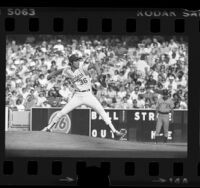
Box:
31;108;90;136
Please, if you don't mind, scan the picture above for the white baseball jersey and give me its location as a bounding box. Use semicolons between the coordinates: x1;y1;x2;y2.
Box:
56;60;112;127
63;61;91;91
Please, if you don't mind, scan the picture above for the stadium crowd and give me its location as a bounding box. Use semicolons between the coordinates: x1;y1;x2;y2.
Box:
6;35;188;111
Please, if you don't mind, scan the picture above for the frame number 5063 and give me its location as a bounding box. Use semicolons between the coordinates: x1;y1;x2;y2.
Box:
7;8;36;16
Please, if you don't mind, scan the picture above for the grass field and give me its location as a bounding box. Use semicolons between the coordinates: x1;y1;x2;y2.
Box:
5;131;187;158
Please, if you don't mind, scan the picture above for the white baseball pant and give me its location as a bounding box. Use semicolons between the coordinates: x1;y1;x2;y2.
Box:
47;91;116;132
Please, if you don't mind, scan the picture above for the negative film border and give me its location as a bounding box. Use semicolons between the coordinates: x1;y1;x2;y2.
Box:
0;7;199;186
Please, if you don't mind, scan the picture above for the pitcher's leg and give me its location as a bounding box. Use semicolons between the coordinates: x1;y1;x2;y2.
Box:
43;95;81;130
85;94;118;133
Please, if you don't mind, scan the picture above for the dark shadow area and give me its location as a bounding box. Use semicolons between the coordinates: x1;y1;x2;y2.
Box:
76;166;110;186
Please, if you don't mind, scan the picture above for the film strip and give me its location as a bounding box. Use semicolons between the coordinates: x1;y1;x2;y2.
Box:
0;7;200;186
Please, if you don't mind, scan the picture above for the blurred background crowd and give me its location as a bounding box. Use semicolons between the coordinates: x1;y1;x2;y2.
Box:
6;35;188;111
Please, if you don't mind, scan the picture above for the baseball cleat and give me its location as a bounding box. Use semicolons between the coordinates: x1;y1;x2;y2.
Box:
41;127;52;132
114;130;124;136
46;128;52;132
113;130;125;140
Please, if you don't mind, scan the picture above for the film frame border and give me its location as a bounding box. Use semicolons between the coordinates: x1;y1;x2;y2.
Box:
0;7;199;186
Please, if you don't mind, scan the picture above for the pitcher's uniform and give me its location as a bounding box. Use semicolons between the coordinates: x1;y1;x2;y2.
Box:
50;60;112;126
155;97;174;137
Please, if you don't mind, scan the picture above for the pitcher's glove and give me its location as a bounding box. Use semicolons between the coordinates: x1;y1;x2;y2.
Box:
98;75;107;88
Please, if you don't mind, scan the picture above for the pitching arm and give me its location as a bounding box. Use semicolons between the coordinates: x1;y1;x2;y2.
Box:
83;57;101;76
90;62;101;76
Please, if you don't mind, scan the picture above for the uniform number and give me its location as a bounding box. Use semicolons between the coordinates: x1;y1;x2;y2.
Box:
79;78;88;85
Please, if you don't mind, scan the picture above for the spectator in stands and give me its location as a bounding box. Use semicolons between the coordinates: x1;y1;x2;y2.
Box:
117;86;127;99
176;71;187;87
21;87;30;100
46;76;56;90
15;98;25;111
6;93;16;108
47;88;62;107
37;92;47;107
137;94;145;108
173;93;180;103
38;74;48;87
102;101;109;108
126;94;133;108
49;60;57;73
122;96;133;109
174;100;181;109
130;86;139;101
177;89;184;101
184;91;188;101
143;86;157;105
41;100;51;108
181;91;188;109
165;74;177;92
24;94;38;110
51;100;62;107
146;74;157;88
106;85;117;99
180;98;187;109
135;54;150;78
59;82;72;102
53;85;63;98
53;39;65;53
144;98;152;109
133;99;138;108
112;70;119;82
138;86;146;96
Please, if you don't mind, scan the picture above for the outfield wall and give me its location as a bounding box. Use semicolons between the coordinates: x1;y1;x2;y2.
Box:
5;107;187;142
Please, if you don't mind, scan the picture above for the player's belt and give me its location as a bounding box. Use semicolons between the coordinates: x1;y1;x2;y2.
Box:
158;111;169;114
75;89;90;92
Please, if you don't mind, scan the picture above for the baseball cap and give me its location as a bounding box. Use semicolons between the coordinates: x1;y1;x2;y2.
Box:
68;54;82;63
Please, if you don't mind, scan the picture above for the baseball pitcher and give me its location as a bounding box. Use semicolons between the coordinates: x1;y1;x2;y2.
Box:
42;54;124;138
155;89;174;143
